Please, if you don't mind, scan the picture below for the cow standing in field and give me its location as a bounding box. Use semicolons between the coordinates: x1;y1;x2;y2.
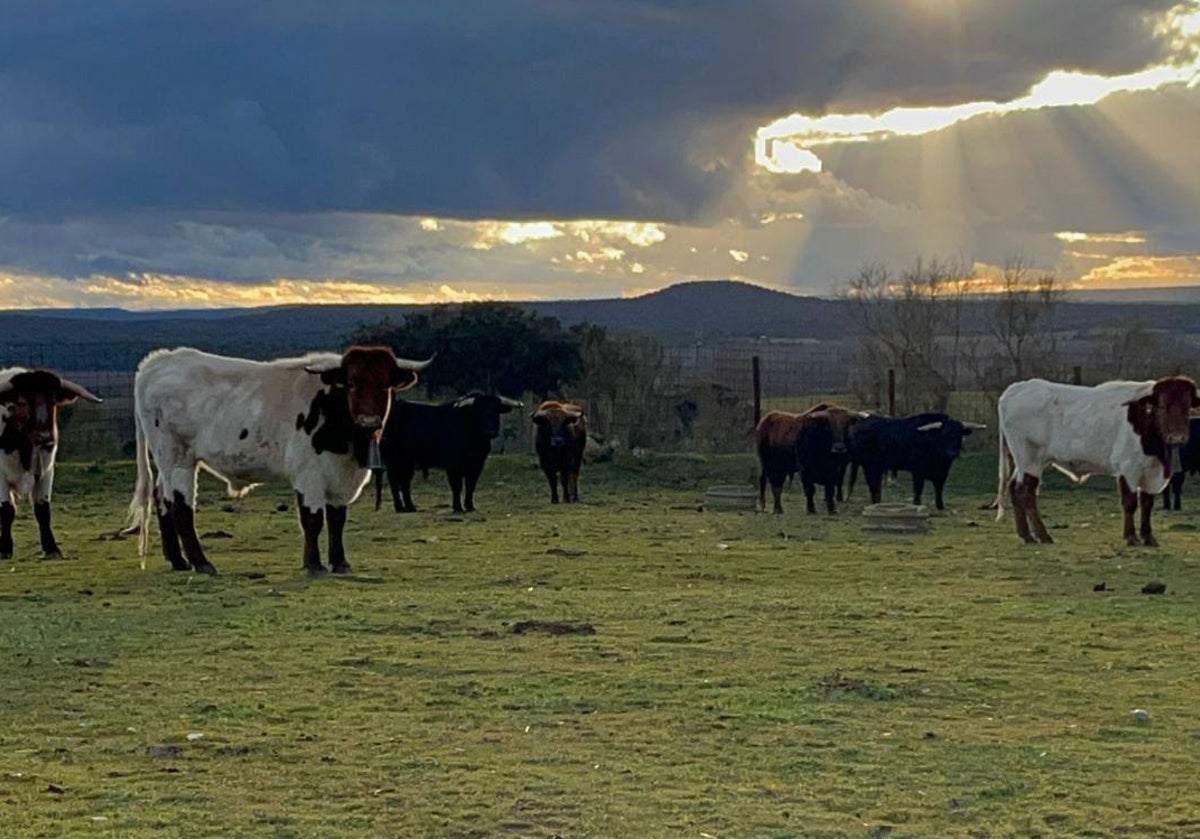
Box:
0;369;102;559
1161;417;1200;510
531;401;586;503
847;413;985;510
375;392;523;513
128;346;431;575
997;376;1198;546
756;404;865;514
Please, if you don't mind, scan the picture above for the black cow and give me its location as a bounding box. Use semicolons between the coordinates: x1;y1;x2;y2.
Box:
794;410;850;514
375;392;522;514
848;412;985;510
1161;417;1200;510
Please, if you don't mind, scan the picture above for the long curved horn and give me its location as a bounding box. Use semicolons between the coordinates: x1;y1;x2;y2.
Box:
454;396;477;408
58;377;103;404
500;396;524;408
963;421;987;430
564;406;584;418
916;421;944;432
396;354;435;371
855;411;872;419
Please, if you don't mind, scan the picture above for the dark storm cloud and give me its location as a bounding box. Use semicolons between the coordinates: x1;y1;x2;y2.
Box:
0;0;1182;222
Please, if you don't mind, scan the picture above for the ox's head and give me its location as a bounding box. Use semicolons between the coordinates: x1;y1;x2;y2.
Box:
1124;376;1200;454
0;370;102;459
455;393;523;439
306;346;432;434
531;402;584;449
914;415;986;461
806;403;871;454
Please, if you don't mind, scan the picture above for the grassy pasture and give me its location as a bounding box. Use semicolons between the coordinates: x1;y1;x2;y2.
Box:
2;452;1200;837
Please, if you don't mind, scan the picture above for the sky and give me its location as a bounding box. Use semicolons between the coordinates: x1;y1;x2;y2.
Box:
0;0;1199;309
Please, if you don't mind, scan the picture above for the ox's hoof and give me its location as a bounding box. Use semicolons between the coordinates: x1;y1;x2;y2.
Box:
1142;535;1160;548
1037;535;1055;545
306;564;329;578
331;562;353;575
191;561;219;575
0;551;11;561
167;558;191;572
41;549;63;560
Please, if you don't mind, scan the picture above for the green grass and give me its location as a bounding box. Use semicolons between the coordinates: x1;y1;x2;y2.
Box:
2;450;1200;837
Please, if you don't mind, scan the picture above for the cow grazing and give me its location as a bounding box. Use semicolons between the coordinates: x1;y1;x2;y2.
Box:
374;392;523;514
756;404;865;514
1161;417;1200;510
997;376;1198;546
847;412;985;510
531;401;587;503
128;346;431;576
0;368;102;559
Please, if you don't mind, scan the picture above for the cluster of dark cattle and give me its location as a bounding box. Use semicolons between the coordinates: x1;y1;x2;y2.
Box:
5;349;1200;575
755;403;986;515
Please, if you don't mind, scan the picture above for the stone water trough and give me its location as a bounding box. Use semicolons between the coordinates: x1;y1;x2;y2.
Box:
861;502;932;534
704;484;759;511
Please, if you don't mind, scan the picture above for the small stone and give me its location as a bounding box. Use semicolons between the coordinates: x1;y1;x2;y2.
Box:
1131;708;1151;722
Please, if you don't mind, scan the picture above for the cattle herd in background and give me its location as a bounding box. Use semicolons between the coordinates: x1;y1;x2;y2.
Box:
0;346;1198;575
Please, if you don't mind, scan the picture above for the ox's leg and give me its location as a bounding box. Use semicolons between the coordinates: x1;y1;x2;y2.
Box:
823;477;837;515
397;462;418;512
1023;476;1054;543
1139;490;1159;548
1009;477;1034;543
932;476;947;511
325;504;352;574
33;502;60;559
560;471;572;504
758;470;768;512
911;472;925;507
1171;472;1184;511
801;474;817;515
448;471;465;513
32;470;61;558
1118;477;1140;546
170;490;217;575
0;498;14;560
297;493;326;575
463;463;482;513
768;469;786;515
569;469;580;503
866;467;884;504
154;486;189;571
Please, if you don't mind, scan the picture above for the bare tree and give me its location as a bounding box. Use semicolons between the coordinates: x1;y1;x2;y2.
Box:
986;258;1062;382
842;256;975;413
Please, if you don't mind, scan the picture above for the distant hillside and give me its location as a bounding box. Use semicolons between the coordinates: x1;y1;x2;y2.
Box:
1;279;1199;370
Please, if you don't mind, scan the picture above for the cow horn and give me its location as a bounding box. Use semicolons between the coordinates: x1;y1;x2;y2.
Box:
455;396;477;408
916;421;944;432
963;421;987;430
855;411;872;419
396;354;435;371
58;377;103;404
564;406;583;418
500;396;524;408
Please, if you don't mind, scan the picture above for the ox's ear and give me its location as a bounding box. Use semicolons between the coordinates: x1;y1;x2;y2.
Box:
390;368;419;392
305;363;346;387
1123;395;1155;433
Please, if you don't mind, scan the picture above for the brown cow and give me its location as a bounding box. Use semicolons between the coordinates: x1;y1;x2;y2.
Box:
531;401;587;503
0;368;103;558
756;402;868;514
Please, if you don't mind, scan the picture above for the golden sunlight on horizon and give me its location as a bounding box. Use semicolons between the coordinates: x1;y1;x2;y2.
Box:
755;2;1200;173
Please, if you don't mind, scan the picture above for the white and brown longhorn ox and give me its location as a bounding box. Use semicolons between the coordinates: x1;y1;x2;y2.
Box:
0;368;103;559
997;376;1200;546
129;346;431;575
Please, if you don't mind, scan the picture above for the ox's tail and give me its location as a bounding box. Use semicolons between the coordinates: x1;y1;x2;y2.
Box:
996;427;1011;522
128;406;154;565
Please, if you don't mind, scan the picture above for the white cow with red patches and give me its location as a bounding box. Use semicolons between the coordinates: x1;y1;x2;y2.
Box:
997;376;1199;546
129;346;430;576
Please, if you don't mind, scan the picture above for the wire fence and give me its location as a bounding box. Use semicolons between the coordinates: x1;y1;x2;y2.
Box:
5;337;1163;461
